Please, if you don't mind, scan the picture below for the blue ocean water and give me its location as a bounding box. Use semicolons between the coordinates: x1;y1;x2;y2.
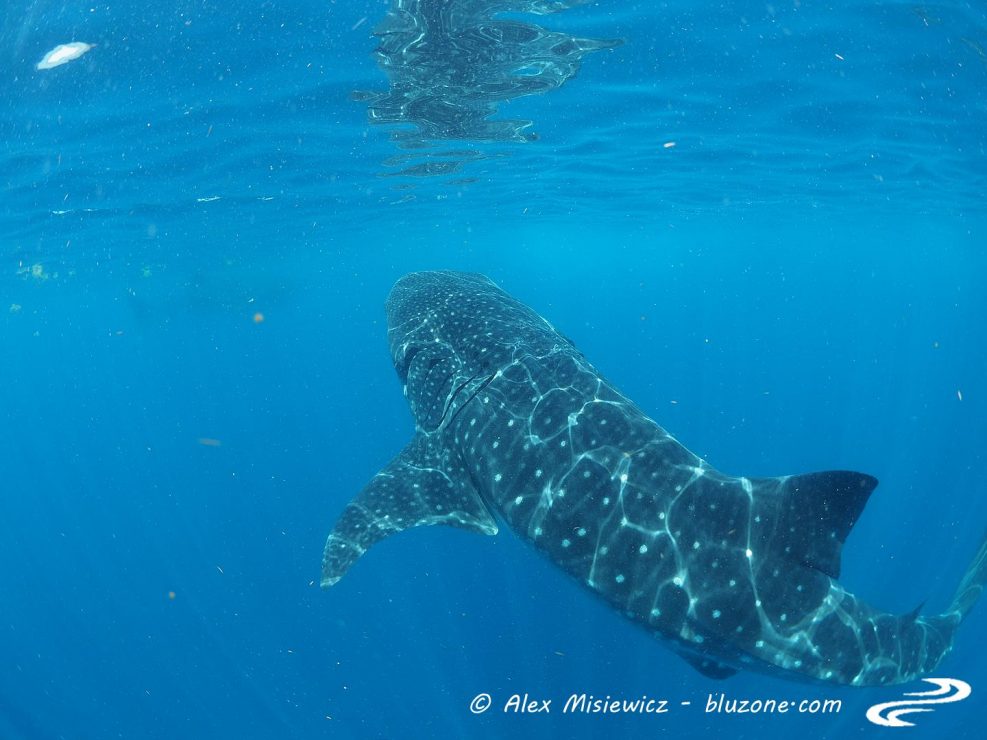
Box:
1;1;986;738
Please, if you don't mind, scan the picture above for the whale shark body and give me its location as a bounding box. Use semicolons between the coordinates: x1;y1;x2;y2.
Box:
322;271;986;686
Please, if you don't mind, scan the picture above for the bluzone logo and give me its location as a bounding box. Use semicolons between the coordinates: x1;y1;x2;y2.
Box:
865;678;972;728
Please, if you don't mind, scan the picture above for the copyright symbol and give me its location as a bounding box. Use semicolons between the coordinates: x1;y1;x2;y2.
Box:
470;693;492;714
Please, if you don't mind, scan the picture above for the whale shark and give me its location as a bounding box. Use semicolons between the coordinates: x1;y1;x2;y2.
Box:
321;271;987;686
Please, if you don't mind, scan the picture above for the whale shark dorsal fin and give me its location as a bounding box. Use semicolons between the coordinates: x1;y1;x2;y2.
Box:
680;653;738;680
321;434;498;587
904;600;925;623
757;470;878;579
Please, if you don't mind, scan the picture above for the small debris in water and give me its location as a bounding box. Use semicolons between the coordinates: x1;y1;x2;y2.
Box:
957;390;963;401
197;438;223;447
17;263;49;281
37;42;95;70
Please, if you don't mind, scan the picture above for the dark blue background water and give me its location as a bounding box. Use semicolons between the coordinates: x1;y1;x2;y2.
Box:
2;1;985;738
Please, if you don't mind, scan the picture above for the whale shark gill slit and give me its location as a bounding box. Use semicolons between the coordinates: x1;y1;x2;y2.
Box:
445;371;497;429
434;371;481;429
395;345;420;383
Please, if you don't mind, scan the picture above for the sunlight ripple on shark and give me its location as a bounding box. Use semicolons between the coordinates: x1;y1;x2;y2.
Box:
321;271;987;686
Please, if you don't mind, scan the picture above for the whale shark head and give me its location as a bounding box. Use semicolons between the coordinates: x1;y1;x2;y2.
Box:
383;271;578;432
388;269;572;369
385;272;500;431
386;272;492;372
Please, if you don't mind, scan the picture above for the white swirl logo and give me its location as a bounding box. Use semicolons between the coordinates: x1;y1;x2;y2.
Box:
866;678;972;727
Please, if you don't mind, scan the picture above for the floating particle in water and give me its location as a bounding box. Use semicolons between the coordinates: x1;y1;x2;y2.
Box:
913;7;942;26
253;312;265;324
17;263;49;281
167;591;176;600
9;304;21;314
961;37;987;63
197;437;223;447
957;390;963;401
663;141;677;149
37;42;95;70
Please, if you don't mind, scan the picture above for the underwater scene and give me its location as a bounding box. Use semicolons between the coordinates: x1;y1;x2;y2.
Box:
1;1;986;738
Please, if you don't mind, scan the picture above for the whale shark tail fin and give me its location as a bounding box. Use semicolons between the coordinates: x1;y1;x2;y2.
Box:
945;528;987;621
901;530;987;680
320;434;498;588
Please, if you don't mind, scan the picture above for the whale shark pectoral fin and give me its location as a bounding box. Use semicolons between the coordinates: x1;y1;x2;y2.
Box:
320;434;497;588
758;470;878;579
680;653;738;680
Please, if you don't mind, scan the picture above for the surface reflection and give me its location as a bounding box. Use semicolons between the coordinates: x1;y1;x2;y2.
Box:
356;0;620;180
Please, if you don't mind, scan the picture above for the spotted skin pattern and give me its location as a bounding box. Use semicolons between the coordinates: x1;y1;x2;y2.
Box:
322;271;987;686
